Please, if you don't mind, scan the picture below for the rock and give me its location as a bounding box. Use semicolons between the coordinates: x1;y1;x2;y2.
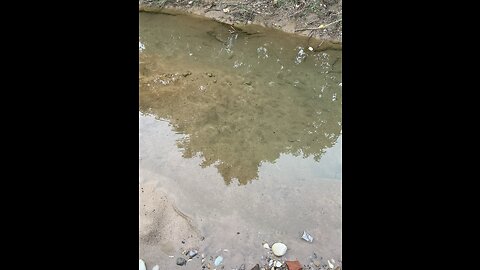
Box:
263;243;270;249
214;256;223;266
271;243;287;256
251;264;260;270
285;261;302;270
206;73;213;77
188;250;198;258
327;260;334;269
313;260;321;267
152;265;160;270
176;258;187;266
244;81;252;85
139;259;146;270
274;261;282;267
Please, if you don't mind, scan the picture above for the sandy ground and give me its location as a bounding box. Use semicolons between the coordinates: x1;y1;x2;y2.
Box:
140;181;203;269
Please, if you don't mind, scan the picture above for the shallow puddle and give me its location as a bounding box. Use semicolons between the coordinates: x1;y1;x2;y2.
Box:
140;10;342;269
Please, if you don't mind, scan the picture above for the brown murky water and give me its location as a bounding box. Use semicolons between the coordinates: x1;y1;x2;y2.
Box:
140;10;341;270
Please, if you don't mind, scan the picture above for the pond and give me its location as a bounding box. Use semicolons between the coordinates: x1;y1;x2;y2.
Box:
139;10;341;269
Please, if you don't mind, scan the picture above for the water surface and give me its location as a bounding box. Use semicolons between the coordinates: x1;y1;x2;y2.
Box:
139;10;342;269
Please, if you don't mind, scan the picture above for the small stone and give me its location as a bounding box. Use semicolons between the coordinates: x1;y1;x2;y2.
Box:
213;80;217;83
237;232;240;234
223;8;230;13
263;243;270;249
244;81;252;85
181;240;185;244
313;259;321;267
286;261;302;270
176;258;187;266
271;242;287;256
188;250;198;258
327;260;334;269
214;256;223;266
308;46;314;51
152;265;159;270
188;1;193;4
274;261;282;267
139;259;146;270
250;264;260;270
206;73;213;77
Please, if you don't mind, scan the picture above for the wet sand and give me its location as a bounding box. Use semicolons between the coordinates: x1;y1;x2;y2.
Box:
139;115;341;269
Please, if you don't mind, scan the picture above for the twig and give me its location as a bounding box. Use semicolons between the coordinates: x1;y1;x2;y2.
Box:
295;19;342;32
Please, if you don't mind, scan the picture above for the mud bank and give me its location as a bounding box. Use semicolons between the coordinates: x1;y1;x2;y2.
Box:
139;0;342;43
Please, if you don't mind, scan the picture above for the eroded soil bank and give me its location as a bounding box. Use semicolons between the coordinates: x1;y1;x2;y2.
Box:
139;0;342;43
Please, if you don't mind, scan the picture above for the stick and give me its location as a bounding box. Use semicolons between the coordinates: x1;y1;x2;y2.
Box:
295;19;342;32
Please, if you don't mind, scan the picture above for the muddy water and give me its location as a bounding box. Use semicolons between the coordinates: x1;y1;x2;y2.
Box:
140;10;341;269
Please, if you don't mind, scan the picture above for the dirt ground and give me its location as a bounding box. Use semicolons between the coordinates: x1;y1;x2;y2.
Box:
139;0;342;42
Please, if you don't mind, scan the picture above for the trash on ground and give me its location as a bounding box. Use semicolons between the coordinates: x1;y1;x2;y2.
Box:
301;231;313;242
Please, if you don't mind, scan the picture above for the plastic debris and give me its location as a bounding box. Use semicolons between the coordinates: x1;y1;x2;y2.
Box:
301;231;314;242
214;256;223;266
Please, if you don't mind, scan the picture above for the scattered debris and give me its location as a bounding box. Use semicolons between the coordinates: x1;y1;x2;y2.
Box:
176;257;187;266
214;256;223;266
301;231;314;242
139;259;146;270
271;243;287;256
286;260;302;270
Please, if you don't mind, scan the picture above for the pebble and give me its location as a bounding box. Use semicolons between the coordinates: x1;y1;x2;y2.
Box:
274;261;282;267
176;257;186;266
263;243;270;249
152;265;159;270
313;259;321;267
214;256;223;266
139;259;146;270
188;250;198;258
271;242;287;256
